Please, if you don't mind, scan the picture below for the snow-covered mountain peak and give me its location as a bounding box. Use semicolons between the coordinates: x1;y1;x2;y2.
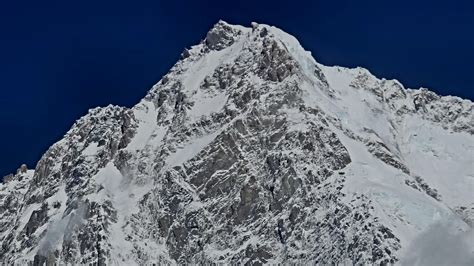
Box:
1;21;473;265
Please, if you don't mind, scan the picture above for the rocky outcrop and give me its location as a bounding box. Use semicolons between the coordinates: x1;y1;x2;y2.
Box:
205;20;242;51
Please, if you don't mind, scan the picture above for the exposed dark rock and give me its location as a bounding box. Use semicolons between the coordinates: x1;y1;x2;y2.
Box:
25;203;49;237
205;21;241;50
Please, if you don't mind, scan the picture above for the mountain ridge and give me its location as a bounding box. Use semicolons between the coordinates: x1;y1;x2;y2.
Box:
1;20;473;265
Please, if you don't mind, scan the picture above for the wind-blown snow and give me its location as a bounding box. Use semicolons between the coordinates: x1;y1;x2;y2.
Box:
88;162;156;264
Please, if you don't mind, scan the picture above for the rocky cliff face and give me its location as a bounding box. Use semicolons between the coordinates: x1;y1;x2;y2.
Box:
1;21;473;265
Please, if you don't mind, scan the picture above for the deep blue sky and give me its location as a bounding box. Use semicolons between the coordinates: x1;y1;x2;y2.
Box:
0;0;473;176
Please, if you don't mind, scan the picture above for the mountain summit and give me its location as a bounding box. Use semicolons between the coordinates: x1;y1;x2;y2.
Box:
1;21;473;265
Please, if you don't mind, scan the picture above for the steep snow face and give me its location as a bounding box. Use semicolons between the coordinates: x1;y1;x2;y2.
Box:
1;21;473;265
